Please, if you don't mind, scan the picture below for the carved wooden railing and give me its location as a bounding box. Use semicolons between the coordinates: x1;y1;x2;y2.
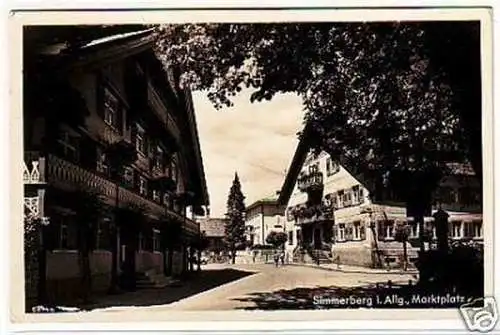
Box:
25;152;199;235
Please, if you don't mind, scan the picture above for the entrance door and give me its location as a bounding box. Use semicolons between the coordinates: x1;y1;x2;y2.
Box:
313;228;321;249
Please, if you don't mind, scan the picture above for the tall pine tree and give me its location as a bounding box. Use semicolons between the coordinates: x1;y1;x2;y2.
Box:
224;172;247;264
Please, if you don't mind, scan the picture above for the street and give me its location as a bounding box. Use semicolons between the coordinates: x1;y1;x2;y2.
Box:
89;263;417;312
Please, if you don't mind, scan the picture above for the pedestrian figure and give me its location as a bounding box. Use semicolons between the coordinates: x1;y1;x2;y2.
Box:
273;253;279;267
280;251;285;265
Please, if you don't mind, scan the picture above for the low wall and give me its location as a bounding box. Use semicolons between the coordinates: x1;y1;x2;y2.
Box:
331;244;373;267
45;250;112;304
135;250;163;274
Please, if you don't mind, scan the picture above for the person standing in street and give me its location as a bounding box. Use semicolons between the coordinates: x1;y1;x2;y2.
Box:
273;252;279;267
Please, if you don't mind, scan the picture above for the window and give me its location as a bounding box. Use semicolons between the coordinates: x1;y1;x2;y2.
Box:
139;176;147;196
288;231;294;245
135;124;147;155
152;190;160;202
96;218;112;250
309;163;319;173
138;232;145;251
342;190;352;207
57;129;79;162
153;229;161;252
123;167;134;187
337;224;346;242
170;160;178;182
286;208;294;221
379;220;394;240
473;220;482;238
103;87;120;129
154;146;164;171
56;216;76;250
326;158;339;176
352;221;362;240
450;221;463;239
408;220;419;239
337;190;344;209
96;147;108;174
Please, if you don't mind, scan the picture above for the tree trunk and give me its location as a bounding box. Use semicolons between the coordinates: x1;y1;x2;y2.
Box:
78;247;92;303
369;225;383;268
402;238;408;271
197;248;201;271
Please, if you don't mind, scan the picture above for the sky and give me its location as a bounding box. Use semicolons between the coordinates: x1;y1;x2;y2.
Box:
191;89;305;218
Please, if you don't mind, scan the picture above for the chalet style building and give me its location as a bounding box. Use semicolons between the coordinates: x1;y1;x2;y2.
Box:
198;217;227;255
278;134;482;268
23;26;209;306
245;194;285;247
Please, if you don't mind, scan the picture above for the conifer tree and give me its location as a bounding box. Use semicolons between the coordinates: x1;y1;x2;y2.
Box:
224;172;247;264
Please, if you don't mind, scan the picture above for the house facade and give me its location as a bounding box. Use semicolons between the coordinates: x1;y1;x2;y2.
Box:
23;26;209;306
245;194;285;247
278;137;482;268
198;217;227;255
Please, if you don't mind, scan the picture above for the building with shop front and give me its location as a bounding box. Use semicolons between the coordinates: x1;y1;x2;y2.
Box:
278;133;483;268
245;193;286;247
23;26;209;306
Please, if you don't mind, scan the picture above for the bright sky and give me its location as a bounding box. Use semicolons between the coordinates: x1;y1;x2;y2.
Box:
192;89;305;218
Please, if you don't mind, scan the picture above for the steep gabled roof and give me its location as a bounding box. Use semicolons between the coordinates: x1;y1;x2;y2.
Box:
277;125;477;208
199;218;227;238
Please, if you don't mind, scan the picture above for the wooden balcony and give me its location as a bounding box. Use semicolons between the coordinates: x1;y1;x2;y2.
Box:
24;151;199;236
297;166;324;193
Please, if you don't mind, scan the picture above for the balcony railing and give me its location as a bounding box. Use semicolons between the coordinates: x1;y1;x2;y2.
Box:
24;151;199;236
297;166;324;193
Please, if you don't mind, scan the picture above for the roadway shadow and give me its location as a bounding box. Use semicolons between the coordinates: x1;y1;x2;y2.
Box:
232;281;480;310
80;269;254;311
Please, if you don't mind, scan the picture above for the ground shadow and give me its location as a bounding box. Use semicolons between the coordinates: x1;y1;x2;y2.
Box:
79;269;254;311
232;281;481;310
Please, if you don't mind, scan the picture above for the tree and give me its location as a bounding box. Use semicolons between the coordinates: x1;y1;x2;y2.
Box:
152;22;481;252
71;187;107;302
265;231;288;249
224;172;247;264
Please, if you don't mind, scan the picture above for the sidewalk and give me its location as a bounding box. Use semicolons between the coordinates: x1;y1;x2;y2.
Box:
80;267;256;311
288;262;419;276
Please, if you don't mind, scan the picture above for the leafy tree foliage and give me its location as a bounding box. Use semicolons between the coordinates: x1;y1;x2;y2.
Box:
152;21;481;189
265;231;288;249
224;172;247;263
